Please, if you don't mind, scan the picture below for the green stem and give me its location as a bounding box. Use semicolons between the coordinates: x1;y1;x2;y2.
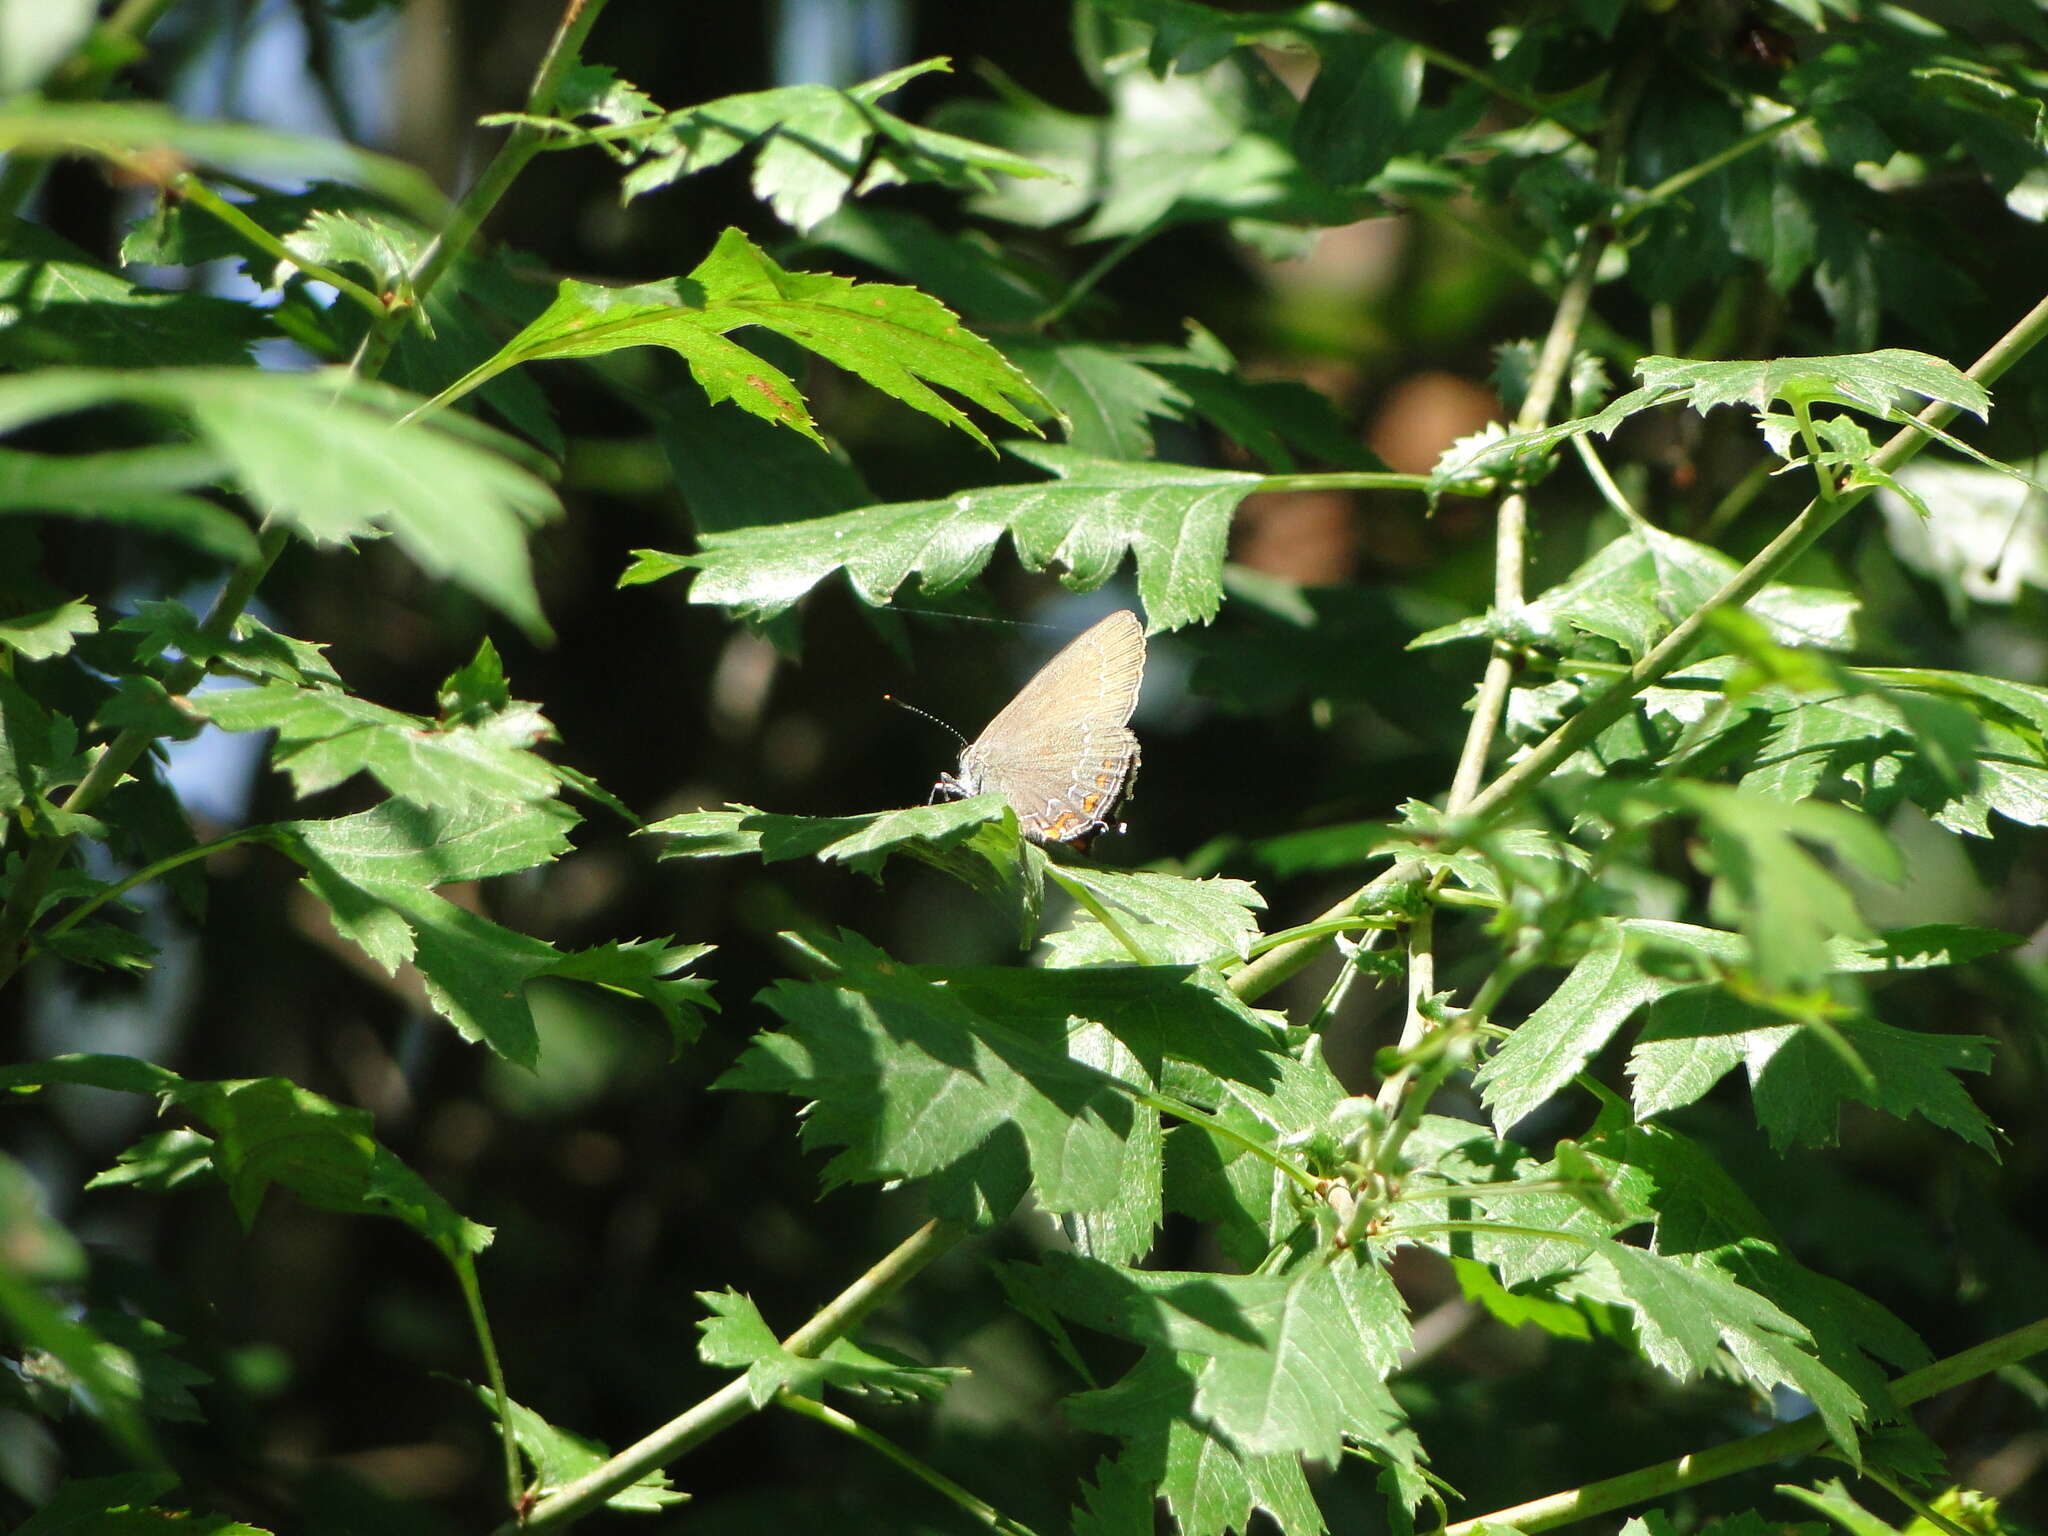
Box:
1433;1315;2048;1536
454;1253;524;1511
1301;927;1388;1035
1790;395;1843;508
1240;915;1392;962
1445;51;1641;816
355;0;611;380
1462;287;2048;829
34;825;286;947
777;1394;1043;1536
1046;866;1155;964
1626;110;1811;220
1253;469;1439;494
172;175;388;316
508;1218;965;1534
1229;859;1425;1003
1857;1466;1976;1536
1573;435;1646;527
1412;42;1593;150
1373;905;1436;1118
1131;1085;1321;1194
1035;225;1156;330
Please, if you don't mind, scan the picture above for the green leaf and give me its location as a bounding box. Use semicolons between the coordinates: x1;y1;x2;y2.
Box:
293;795;578;890
502;59;1052;234
438;228;1051;452
1747;1018;1999;1152
0;216;275;368
1006;340;1185;461
1067;1355;1327;1536
1577;1117;1925;1444
936;42;1371;241
1476;920;1741;1132
1292;32;1423;188
694;1290;963;1407
0;102;446;217
278;207;424;297
1478;916;1994;1132
185;675;560;811
648;798;1040;935
89;1128;216;1193
807;205;1050;327
0;1156;159;1465
668;443;1256;629
645;370;872;538
540;939;719;1055
1719;347;1990;421
718;932;1154;1228
0;444;259;565
281;797;713;1063
0;1059;492;1262
0;370;560;636
1412;526;1858;661
1022;1253;1410;1465
1050;865;1267;963
115;603;344;688
1666;783;1900;990
0;597;95;660
465;1384;685;1510
12;1474;272;1536
1428;349;1991;494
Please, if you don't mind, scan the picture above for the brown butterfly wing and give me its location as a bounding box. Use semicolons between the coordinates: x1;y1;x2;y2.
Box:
957;610;1146;843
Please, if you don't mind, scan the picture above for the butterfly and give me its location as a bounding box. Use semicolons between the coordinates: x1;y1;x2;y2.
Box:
933;610;1146;848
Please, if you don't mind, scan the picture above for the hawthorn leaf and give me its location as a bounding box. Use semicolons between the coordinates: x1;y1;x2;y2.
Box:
464;1385;685;1510
437;228;1050;450
654;443;1255;630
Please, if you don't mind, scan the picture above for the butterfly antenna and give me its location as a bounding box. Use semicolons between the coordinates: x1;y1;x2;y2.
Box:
883;694;968;749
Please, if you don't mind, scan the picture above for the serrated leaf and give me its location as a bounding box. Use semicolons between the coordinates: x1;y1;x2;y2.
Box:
1428;350;1990;495
1476;920;1741;1132
647;798;1041;936
506;58;1051;233
11;1474;251;1536
1412;527;1858;662
1067;1354;1327;1536
1052;866;1266;962
115;603;342;687
719;932;1150;1226
463;1384;685;1510
1031;1250;1419;1477
1478;915;1994;1132
186;677;559;811
0;1058;491;1261
0;597;95;660
1634;350;1989;421
277;208;424;296
694;1289;963;1407
670;442;1255;630
284;798;713;1064
294;796;578;890
0;370;559;636
437;228;1050;451
1668;783;1900;990
0;216;275;368
541;939;718;1054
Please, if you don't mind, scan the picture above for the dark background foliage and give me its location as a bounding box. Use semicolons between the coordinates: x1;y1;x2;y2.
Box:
7;0;2048;1531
